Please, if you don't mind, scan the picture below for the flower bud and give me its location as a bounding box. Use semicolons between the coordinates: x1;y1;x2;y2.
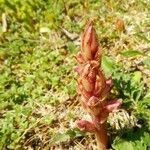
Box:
94;71;106;96
96;99;122;124
82;21;99;60
81;64;96;92
87;96;103;116
104;99;122;112
87;96;99;107
76;120;97;133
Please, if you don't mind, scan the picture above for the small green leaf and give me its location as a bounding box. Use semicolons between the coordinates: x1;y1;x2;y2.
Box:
143;58;150;69
121;50;143;57
112;138;134;150
102;56;116;76
144;89;150;99
66;128;84;138
132;71;142;84
51;133;70;144
67;42;77;53
51;129;84;144
113;130;150;150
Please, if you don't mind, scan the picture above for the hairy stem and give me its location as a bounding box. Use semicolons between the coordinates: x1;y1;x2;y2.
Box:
95;123;108;150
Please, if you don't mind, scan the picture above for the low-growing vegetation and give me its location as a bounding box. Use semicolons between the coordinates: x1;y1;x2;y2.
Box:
0;0;149;149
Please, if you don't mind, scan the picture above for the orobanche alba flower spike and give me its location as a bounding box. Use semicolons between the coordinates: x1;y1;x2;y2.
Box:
75;21;122;150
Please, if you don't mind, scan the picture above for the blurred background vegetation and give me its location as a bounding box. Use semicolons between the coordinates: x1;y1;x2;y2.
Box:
0;0;150;149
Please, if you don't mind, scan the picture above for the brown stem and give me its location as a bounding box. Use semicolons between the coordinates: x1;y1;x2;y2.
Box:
95;123;108;150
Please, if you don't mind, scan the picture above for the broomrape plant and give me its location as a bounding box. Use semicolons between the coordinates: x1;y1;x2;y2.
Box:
75;21;122;150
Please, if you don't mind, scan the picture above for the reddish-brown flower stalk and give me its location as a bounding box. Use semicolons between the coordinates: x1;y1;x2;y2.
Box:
75;21;122;150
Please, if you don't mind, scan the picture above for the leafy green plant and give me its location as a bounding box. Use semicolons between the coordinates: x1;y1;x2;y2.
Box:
102;55;150;149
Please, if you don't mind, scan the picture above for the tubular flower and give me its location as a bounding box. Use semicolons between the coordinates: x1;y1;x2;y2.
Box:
75;21;122;150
